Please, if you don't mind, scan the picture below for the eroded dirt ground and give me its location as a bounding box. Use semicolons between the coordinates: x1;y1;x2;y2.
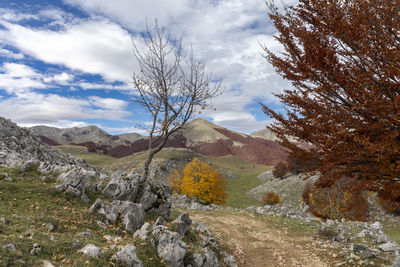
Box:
189;210;334;267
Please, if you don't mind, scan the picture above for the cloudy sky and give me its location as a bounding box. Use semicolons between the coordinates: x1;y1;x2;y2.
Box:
0;0;296;134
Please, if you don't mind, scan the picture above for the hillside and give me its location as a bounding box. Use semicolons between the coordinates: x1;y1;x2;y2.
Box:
32;118;288;166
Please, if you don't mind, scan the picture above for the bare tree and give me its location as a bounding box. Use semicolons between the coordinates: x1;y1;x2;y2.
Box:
132;22;223;183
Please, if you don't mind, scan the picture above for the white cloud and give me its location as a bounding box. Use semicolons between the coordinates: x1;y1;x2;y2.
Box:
0;92;131;124
0;19;136;82
20;120;88;129
43;72;74;84
88;95;128;110
0;47;24;59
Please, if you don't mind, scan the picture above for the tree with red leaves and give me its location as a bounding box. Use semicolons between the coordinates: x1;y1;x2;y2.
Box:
262;0;400;203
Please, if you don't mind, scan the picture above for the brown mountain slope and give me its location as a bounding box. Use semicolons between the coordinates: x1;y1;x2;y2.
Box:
31;119;288;165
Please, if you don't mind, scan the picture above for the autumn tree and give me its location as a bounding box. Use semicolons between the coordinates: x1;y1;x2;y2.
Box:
132;22;223;183
173;158;227;204
262;0;400;199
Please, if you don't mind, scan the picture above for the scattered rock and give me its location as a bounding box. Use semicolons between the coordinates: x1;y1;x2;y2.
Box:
193;253;204;267
42;260;56;267
45;222;56;232
112;244;143;267
3;243;16;252
379;242;399;252
30;243;42;255
77;231;92;238
72;240;82;249
96;220;108;229
0;217;10;225
79;244;102;258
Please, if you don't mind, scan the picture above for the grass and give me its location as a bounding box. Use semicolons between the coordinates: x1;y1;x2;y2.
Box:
0;166;160;266
209;156;272;208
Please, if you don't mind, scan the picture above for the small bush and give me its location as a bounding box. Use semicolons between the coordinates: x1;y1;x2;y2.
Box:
378;182;400;215
272;162;288;178
168;169;184;194
307;177;368;221
317;228;338;241
302;181;314;206
262;192;281;205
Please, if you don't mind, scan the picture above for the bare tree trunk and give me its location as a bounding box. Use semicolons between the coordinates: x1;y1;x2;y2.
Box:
140;136;169;183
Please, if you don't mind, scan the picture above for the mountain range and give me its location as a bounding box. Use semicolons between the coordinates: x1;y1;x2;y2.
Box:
31;118;287;165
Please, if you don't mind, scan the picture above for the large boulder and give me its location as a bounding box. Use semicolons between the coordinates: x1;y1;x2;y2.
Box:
55;167;97;202
102;170;140;202
97;200;145;231
112;244;143;267
152;226;186;267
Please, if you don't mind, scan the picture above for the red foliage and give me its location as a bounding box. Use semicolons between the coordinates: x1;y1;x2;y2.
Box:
263;0;400;193
38;135;59;146
272;162;288;178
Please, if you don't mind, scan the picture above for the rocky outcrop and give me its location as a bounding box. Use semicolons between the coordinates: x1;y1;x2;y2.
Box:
102;170;140;202
0;117;97;175
112;244;143;267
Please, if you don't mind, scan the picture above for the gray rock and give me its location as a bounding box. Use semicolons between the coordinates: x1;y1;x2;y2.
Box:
3;243;16;252
42;260;56;267
112;244;143;267
30;243;42;255
154;216;166;226
370;222;383;232
351;244;368;254
45;222;56;232
89;198;104;213
379;242;399;252
153;227;186;267
73;240;82;249
391;255;400;267
97;200;145;231
140;184;158;211
222;252;238;267
79;244;102;258
133;222;151;241
202;247;220;267
56;167;88;198
20;159;39;172
96;220;108;229
102;170;140;202
77;232;92;238
193;253;204;267
173;212;192;236
0;217;10;225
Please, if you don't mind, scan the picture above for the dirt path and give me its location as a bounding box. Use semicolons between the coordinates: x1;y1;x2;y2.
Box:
188;210;332;267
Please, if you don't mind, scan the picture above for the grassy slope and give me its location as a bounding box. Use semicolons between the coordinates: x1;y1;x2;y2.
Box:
0;166;169;266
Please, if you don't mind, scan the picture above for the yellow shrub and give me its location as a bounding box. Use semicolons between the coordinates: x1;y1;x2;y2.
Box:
168;169;184;194
178;158;227;204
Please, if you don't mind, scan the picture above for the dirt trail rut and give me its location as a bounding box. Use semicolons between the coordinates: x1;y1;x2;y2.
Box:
189;210;332;267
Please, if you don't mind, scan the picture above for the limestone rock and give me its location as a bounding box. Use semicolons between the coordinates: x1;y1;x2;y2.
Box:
30;243;42;255
152;226;186;267
3;243;16;252
379;242;399;252
102;170;140;202
79;244;102;258
202;247;220;267
112;244;143;267
133;222;151;241
173;212;191;236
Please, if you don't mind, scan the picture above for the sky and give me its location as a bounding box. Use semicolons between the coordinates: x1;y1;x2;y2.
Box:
0;0;296;135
